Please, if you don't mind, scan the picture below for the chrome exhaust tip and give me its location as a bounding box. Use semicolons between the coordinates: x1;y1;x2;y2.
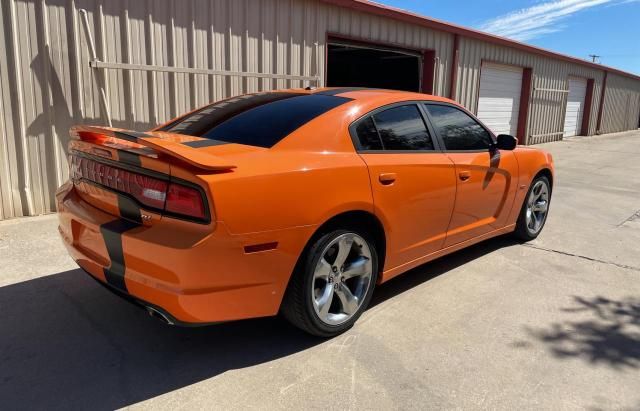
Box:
146;306;174;325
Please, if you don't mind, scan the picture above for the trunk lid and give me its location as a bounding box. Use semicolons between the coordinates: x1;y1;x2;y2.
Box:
68;126;236;224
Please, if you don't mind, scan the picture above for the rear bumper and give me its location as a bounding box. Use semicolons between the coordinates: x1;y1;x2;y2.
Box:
56;182;315;324
81;268;216;327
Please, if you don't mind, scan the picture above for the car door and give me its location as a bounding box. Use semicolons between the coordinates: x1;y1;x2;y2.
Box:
423;103;518;247
352;103;457;271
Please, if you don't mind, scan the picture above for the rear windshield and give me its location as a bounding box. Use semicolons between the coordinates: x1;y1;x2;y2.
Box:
159;92;351;148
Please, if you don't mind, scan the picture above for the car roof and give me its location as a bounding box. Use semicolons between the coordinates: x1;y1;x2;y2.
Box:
282;86;458;105
153;87;463;154
258;87;462;152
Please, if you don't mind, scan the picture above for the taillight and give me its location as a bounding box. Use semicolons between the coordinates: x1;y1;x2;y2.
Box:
165;183;205;220
70;154;208;222
134;176;168;210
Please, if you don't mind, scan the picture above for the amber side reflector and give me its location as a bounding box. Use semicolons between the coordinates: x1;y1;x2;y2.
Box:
244;242;278;254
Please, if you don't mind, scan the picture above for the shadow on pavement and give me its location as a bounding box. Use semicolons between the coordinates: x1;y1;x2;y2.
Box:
0;236;516;409
371;235;517;307
526;296;640;369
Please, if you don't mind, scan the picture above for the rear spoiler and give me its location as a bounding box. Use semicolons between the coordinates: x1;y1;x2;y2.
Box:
70;125;236;171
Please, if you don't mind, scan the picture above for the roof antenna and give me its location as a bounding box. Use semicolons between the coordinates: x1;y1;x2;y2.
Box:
588;54;601;63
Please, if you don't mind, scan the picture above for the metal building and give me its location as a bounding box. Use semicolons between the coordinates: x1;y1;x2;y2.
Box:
1;0;639;220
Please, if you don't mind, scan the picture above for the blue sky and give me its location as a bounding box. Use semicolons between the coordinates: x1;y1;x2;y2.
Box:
377;0;640;74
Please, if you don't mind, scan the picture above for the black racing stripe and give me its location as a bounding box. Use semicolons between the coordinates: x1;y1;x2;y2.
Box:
117;194;143;224
182;139;230;148
117;150;142;167
315;87;374;96
114;131;140;143
114;130;153;142
101;219;140;292
100;194;142;292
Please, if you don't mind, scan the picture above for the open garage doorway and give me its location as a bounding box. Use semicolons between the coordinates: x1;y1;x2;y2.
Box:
326;38;432;93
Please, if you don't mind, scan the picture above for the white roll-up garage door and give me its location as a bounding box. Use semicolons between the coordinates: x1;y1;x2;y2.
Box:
563;78;588;137
476;63;523;136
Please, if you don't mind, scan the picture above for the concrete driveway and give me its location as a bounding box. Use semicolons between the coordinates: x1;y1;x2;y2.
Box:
1;131;639;410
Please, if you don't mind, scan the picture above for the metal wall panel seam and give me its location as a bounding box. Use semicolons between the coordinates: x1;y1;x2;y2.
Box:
0;0;16;219
36;0;58;211
122;3;135;125
8;0;34;216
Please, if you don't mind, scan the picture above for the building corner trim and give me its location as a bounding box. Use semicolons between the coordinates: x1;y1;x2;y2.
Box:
581;78;595;136
596;71;608;134
517;68;533;145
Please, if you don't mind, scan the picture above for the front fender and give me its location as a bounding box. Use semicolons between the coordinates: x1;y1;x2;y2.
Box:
507;147;555;223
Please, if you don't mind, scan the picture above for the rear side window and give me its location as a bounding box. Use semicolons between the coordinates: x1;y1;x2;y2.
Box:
160;93;351;148
425;104;493;150
372;105;434;151
354;117;383;150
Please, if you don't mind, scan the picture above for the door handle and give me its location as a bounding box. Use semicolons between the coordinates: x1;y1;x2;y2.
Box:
458;171;471;181
379;173;397;185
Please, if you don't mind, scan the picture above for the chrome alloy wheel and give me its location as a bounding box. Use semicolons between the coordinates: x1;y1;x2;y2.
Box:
525;180;550;234
311;233;373;326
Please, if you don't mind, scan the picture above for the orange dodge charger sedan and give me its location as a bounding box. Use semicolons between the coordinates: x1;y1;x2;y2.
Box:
57;88;554;336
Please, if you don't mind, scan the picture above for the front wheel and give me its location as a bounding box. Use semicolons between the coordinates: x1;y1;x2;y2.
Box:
281;229;378;337
514;175;551;241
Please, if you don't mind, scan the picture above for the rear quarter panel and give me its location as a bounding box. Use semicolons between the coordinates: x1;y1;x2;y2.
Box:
186;102;377;235
201;151;373;235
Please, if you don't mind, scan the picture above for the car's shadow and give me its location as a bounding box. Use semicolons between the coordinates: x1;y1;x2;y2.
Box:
0;236;516;409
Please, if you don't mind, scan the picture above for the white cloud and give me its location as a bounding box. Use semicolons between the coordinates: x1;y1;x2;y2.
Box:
478;0;637;41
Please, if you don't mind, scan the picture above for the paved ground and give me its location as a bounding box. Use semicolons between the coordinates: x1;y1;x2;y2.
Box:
1;130;639;410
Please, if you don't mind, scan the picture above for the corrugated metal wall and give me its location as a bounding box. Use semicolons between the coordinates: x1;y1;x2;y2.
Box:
600;73;640;134
1;0;639;220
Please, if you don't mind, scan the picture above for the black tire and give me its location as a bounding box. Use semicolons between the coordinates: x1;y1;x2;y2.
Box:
281;228;378;337
514;175;551;241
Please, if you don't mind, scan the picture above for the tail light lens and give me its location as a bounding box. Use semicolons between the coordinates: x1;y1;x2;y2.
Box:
165;183;205;220
70;154;208;222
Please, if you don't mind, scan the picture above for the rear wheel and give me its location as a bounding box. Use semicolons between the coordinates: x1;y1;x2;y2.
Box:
281;229;378;337
514;176;551;241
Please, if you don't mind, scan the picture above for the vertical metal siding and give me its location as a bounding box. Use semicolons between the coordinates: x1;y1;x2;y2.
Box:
600;73;640;134
0;0;639;220
0;1;18;220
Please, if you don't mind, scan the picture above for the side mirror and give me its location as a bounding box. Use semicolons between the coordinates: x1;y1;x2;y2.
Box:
495;134;517;150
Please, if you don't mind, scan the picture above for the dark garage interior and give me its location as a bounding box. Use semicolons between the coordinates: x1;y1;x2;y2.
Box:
327;42;422;92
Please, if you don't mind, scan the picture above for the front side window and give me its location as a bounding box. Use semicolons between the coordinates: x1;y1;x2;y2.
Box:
425;104;493;151
354;104;434;151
